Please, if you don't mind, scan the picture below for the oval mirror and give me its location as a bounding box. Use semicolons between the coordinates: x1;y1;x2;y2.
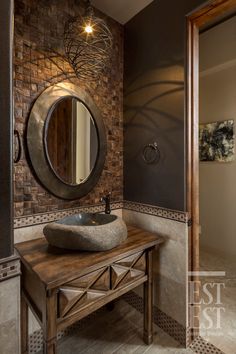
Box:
45;97;98;186
27;83;106;200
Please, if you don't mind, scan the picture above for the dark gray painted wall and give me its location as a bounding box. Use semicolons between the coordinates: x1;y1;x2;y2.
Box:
0;0;13;259
124;0;205;211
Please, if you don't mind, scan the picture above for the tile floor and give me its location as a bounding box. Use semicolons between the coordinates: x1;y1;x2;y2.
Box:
199;249;236;354
36;248;236;354
39;301;194;354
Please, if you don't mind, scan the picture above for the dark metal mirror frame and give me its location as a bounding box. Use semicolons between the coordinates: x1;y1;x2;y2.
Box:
27;82;107;200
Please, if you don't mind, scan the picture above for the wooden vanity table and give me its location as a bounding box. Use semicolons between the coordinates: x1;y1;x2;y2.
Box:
15;226;163;354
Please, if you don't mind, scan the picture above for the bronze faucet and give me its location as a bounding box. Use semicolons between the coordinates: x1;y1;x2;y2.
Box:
101;193;111;214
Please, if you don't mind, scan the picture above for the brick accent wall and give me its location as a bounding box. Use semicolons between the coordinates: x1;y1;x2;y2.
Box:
14;0;124;217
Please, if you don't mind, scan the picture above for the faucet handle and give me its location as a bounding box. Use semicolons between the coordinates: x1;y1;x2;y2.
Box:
106;192;111;199
100;192;111;214
100;192;111;202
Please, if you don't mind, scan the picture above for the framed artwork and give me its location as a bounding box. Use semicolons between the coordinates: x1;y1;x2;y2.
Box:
199;120;234;162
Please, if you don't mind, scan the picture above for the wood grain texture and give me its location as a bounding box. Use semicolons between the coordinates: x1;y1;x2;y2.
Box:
144;250;153;345
38;301;193;354
17;226;163;353
42;290;57;354
15;226;163;290
186;0;236;343
57;276;148;332
46;98;73;184
188;0;236;27
58;267;110;318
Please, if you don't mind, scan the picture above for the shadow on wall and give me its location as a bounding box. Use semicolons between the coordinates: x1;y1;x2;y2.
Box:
123;0;206;212
14;0;124;217
14;0;117;90
14;0;79;85
124;61;185;210
18;45;77;83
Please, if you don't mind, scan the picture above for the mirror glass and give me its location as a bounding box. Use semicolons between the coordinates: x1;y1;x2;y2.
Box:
46;97;98;185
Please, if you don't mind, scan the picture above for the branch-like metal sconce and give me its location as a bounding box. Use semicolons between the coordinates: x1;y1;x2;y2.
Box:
64;0;113;81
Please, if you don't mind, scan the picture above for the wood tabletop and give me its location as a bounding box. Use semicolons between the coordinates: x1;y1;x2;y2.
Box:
15;226;163;290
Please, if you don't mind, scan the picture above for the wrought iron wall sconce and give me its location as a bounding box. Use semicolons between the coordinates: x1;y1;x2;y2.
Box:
64;0;113;81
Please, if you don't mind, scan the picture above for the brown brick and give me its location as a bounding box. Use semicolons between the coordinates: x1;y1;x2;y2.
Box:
14;0;124;217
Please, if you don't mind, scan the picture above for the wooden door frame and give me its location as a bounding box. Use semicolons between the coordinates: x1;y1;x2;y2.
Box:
186;0;236;340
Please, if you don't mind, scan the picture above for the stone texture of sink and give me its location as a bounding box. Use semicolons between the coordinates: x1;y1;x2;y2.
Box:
43;213;127;251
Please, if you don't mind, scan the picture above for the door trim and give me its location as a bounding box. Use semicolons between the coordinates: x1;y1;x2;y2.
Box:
186;0;236;341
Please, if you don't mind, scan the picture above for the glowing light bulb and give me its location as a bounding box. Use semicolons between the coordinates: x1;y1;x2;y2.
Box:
85;25;93;33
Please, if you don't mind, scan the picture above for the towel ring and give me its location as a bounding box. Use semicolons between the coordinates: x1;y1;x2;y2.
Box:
142;142;160;165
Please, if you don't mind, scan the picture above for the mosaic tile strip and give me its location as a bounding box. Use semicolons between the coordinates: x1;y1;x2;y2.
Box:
28;306;108;354
190;336;225;354
27;291;225;354
186;326;192;348
123;200;188;223
124;292;226;352
14;200;188;229
0;256;21;281
14;201;123;229
122;291;188;347
29;330;43;354
154;307;188;347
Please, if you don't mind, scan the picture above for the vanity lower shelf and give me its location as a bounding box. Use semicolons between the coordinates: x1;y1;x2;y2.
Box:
15;225;163;354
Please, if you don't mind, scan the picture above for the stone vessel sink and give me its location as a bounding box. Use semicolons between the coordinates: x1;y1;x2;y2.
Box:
43;213;127;251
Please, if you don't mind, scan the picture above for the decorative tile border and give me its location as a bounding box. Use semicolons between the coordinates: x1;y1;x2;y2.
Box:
190;336;225;354
28;306;108;354
27;292;226;354
154;307;188;347
14;201;123;229
123;200;188;224
29;293;185;354
29;330;43;354
124;291;226;353
0;255;21;281
14;200;188;229
122;291;188;347
186;326;192;348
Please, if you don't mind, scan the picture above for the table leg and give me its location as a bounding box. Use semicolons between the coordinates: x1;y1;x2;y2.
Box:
43;339;57;354
42;291;57;354
144;249;153;345
21;292;29;354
